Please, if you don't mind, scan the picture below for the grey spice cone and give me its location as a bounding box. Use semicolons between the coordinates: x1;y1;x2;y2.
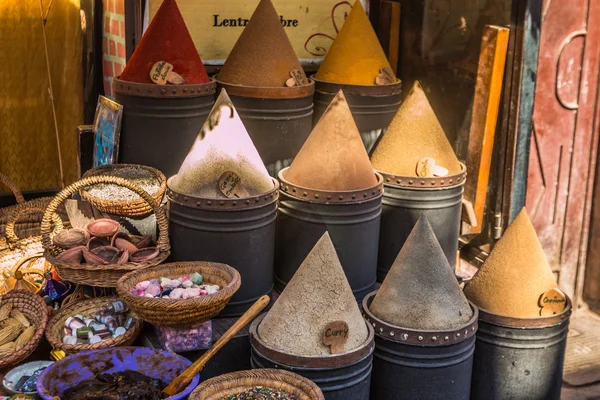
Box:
370;216;473;330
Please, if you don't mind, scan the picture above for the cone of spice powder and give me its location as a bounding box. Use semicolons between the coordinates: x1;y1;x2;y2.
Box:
371;81;462;177
258;232;369;356
283;90;377;191
120;0;209;84
464;208;561;318
169;89;273;198
218;0;308;87
370;216;473;330
315;1;396;86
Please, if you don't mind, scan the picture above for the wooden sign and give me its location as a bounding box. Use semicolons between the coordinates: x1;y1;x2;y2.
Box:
538;288;567;317
218;171;250;198
148;0;369;65
322;320;349;354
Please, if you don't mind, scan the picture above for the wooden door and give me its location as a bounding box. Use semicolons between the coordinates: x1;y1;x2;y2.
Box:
526;0;600;307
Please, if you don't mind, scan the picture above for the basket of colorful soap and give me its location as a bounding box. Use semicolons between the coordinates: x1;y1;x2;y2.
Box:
190;369;325;400
0;290;50;369
117;261;241;327
45;296;143;354
41;175;170;287
80;164;167;217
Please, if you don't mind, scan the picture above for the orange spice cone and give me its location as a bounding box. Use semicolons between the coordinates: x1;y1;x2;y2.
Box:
464;208;561;318
370;216;473;330
170;88;273;198
283;90;377;191
370;81;462;177
258;232;369;356
218;0;307;87
120;0;209;84
315;1;395;85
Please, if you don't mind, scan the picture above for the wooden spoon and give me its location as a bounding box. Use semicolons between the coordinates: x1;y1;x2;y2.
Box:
162;295;270;397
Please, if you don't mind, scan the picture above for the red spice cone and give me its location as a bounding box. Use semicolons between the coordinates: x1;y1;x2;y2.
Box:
120;0;209;84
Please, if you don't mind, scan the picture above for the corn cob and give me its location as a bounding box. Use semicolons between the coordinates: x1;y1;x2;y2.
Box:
0;303;12;322
0;323;21;346
0;341;16;351
9;309;30;328
15;326;34;350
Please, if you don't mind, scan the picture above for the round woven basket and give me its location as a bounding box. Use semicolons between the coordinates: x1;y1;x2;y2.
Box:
80;164;167;217
117;261;241;327
0;290;50;369
190;369;325;400
42;176;170;287
45;296;143;354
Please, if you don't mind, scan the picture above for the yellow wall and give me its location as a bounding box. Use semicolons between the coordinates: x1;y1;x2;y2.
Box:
0;0;83;192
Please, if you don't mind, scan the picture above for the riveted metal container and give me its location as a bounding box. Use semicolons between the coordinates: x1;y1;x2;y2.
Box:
275;168;384;302
312;77;402;152
216;78;315;177
250;314;374;400
376;164;466;281
362;291;478;400
167;178;278;316
470;299;572;400
113;78;216;178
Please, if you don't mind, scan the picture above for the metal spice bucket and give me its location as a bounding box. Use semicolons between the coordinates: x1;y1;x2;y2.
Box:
312;77;402;152
275;169;383;302
376;164;466;281
362;291;478;400
216;78;315;177
113;78;216;177
249;314;375;400
470;299;572;400
166;178;278;316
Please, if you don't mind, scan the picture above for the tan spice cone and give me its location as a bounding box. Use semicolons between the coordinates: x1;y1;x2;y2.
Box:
170;88;273;198
283;90;377;191
464;208;560;318
218;0;307;87
370;216;473;330
315;1;394;85
258;232;369;356
370;81;462;177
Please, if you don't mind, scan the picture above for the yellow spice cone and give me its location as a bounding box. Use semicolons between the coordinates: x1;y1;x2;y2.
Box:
370;81;462;176
284;90;377;191
218;0;307;87
371;216;473;330
315;1;395;85
170;88;273;198
258;232;369;356
464;208;561;318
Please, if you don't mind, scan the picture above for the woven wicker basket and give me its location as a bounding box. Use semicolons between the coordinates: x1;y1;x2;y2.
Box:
45;296;143;354
80;164;166;217
190;369;325;400
0;290;50;369
117;262;241;327
0;171;61;239
42;175;170;287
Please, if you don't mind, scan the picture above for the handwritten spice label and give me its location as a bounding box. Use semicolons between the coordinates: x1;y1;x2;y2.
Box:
290;68;307;86
416;157;449;178
538;288;567;317
150;61;185;85
322;320;349;354
375;66;395;85
218;171;249;198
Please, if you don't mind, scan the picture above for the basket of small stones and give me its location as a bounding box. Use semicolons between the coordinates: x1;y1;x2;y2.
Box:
0;290;50;369
190;369;325;400
80;164;166;217
42;176;170;287
45;296;143;354
117;261;241;327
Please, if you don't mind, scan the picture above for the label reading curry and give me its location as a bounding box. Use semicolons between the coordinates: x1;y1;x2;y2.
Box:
538;288;567;317
322;320;349;354
218;171;249;198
